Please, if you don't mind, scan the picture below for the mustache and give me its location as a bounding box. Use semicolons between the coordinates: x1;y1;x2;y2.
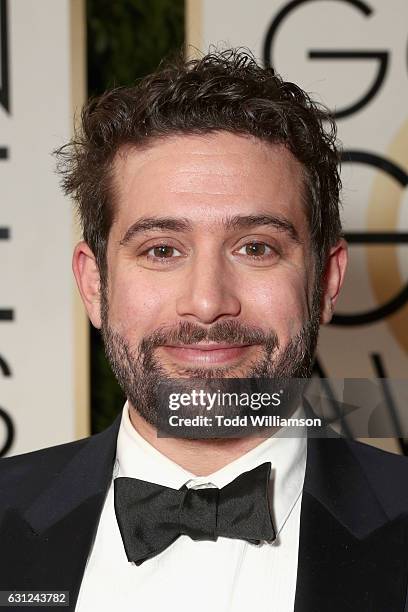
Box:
139;320;279;353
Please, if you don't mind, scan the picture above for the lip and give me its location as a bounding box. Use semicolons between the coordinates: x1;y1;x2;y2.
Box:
160;343;255;365
167;343;250;351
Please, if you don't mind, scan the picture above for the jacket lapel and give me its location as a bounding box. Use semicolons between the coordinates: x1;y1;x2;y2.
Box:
294;435;408;611
0;415;121;612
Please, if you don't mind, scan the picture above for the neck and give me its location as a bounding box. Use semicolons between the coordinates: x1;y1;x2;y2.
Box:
128;405;272;476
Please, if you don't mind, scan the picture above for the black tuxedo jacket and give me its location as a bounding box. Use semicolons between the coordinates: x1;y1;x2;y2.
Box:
1;414;408;611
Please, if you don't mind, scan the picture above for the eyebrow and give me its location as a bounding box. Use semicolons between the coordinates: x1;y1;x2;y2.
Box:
119;213;301;247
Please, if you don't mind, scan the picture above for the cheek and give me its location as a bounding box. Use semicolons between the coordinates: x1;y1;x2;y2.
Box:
108;273;175;337
241;272;310;340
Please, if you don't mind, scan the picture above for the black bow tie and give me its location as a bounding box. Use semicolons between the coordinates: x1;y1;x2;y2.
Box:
114;462;276;565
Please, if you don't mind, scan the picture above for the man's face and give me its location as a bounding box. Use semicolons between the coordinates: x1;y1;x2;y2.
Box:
75;132;345;427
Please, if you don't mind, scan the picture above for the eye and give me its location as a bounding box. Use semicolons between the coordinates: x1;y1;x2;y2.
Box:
146;244;183;259
236;241;276;258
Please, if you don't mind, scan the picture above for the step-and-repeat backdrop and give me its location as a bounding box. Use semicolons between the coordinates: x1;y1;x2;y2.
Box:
187;0;408;452
0;0;88;456
2;0;406;456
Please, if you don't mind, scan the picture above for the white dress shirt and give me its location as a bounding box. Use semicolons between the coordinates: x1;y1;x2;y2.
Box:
76;403;307;612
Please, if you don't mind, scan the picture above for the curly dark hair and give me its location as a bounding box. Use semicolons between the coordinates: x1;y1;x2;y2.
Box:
55;48;342;285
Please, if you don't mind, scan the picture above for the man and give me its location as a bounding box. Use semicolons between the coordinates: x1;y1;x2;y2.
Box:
1;49;408;612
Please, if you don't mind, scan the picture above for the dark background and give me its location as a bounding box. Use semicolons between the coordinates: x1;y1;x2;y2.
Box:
87;0;184;433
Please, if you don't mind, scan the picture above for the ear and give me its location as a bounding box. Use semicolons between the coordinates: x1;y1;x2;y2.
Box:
320;238;348;325
72;241;102;329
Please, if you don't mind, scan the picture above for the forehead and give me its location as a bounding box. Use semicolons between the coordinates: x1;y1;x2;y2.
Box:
111;132;307;234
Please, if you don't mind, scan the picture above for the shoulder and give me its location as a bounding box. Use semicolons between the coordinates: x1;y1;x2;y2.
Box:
306;432;408;514
0;432;110;514
340;437;408;513
0;414;121;527
0;413;121;511
0;434;91;473
346;436;408;474
0;435;93;509
310;424;408;479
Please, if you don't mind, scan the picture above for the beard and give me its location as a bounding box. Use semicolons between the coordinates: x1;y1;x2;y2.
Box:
100;285;321;435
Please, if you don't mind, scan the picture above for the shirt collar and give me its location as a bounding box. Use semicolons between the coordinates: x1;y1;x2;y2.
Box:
115;401;306;535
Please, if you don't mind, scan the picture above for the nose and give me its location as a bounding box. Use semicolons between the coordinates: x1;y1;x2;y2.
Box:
175;252;241;324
